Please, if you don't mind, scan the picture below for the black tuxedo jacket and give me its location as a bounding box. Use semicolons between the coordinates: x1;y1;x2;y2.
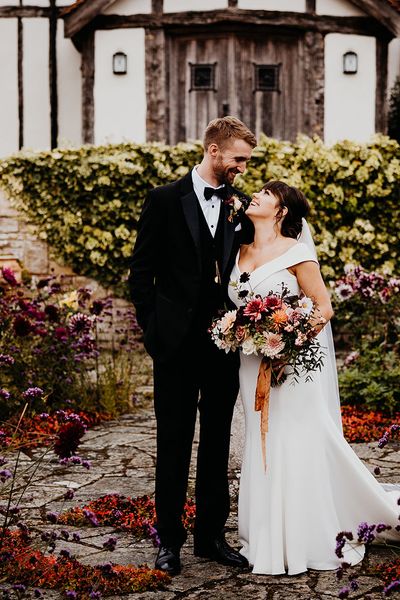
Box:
128;172;253;361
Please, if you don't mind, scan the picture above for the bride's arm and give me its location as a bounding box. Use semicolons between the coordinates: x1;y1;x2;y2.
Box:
292;260;334;335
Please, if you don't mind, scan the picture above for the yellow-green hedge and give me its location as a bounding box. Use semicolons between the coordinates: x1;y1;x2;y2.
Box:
0;135;398;295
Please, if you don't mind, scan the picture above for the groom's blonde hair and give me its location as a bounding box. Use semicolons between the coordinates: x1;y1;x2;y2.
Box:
203;116;257;151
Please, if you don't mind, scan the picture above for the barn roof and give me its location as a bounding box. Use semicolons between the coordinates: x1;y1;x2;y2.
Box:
61;0;400;38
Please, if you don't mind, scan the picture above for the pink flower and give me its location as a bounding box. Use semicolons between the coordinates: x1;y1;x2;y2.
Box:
219;310;237;334
295;332;307;347
260;332;285;358
1;267;18;287
243;297;265;321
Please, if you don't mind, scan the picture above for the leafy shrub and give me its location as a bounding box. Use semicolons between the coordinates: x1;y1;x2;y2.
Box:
0;267;139;419
0;135;398;295
332;266;400;413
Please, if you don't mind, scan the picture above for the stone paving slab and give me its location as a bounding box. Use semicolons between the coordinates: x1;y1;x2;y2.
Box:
4;398;400;599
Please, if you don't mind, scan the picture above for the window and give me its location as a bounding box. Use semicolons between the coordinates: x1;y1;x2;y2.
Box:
254;64;280;92
189;63;217;91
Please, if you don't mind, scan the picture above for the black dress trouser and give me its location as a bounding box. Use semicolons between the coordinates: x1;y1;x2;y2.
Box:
153;329;239;549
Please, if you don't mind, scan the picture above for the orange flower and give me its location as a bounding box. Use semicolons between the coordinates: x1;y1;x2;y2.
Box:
272;309;288;328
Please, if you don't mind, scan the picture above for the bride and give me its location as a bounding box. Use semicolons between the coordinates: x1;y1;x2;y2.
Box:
228;180;400;576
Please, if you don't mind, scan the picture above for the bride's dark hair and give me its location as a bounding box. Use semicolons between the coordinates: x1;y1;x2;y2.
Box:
262;180;310;239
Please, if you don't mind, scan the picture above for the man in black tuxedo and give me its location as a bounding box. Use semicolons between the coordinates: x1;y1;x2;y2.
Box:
129;117;256;575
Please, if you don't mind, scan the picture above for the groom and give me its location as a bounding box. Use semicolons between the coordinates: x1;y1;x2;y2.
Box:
128;116;256;575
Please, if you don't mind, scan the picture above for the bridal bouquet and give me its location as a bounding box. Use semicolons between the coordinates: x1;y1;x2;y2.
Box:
210;275;326;470
210;275;325;386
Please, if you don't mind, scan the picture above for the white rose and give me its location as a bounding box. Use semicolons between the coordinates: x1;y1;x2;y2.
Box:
241;337;257;355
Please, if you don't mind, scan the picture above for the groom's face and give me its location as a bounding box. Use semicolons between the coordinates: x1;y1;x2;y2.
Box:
212;138;253;185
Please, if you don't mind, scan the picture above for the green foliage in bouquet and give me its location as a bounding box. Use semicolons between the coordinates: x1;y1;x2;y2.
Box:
0;135;398;295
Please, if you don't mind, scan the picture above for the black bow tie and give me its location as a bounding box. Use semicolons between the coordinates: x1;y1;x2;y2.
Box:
204;186;229;201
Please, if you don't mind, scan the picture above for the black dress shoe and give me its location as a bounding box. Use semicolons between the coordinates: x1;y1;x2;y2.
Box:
194;534;249;568
155;545;181;575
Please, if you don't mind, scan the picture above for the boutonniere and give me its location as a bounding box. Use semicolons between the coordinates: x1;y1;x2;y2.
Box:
224;192;250;223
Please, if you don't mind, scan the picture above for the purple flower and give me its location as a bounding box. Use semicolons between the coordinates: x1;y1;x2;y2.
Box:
383;580;400;595
72;532;81;543
2;267;18;287
82;460;91;470
376;523;391;533
12;584;26;593
350;579;359;591
34;590;43;598
89;592;101;599
46;511;59;524
39;412;50;420
59;549;71;559
68;313;94;336
378;432;390;449
60;530;70;540
13;315;33;336
0;354;15;367
0;469;12;483
103;536;117;551
83;509;99;527
99;562;114;575
145;522;161;548
374;466;381;475
357;522;376;544
22;387;44;401
0;389;10;402
65;592;77;599
64;488;75;500
338;587;350;599
390;424;400;433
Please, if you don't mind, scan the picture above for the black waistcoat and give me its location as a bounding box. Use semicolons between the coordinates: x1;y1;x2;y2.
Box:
194;201;226;330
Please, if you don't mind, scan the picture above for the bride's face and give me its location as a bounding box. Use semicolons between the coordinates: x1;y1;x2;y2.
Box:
246;188;281;219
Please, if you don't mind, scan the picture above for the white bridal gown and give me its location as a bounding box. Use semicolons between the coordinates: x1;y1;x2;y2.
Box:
229;242;400;576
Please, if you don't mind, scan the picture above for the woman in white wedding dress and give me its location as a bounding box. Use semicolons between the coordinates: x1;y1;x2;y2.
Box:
229;181;400;576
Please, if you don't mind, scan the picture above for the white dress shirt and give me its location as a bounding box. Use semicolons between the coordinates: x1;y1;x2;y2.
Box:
191;166;223;238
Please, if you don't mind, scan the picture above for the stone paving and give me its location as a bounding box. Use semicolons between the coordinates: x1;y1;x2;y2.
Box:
8;389;400;599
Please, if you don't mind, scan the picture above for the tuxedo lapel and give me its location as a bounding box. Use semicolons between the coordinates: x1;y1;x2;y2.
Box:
180;174;202;272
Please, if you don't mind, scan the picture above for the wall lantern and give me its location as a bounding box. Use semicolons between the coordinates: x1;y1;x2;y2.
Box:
343;51;358;75
113;52;127;75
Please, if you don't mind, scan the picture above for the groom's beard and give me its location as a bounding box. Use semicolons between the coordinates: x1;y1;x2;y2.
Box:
214;156;239;186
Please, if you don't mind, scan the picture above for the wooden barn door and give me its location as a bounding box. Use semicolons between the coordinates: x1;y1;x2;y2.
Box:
166;30;305;144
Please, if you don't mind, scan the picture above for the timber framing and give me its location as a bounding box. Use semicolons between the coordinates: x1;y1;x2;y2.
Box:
376;38;389;133
62;1;400;38
68;11;393;40
0;6;57;17
81;30;95;144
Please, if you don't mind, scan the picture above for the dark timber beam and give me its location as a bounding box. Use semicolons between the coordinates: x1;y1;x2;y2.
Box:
81;30;95;144
0;6;55;17
80;11;393;40
350;0;400;36
64;0;115;38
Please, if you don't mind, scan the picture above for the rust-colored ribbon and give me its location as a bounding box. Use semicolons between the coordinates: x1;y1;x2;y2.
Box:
255;360;271;472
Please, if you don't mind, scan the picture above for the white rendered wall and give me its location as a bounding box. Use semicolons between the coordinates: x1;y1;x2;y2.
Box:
316;0;365;16
0;19;19;157
57;20;82;145
238;0;305;11
0;0;18;5
388;38;400;92
324;34;376;144
164;0;228;11
22;0;48;5
103;0;152;14
94;28;146;144
23;18;51;150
